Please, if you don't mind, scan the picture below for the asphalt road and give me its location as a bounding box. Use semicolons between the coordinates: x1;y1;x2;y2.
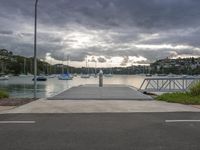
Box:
0;113;200;150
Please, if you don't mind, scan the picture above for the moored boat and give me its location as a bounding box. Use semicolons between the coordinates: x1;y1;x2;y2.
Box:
146;74;152;77
104;73;113;77
48;74;56;78
32;76;47;81
58;73;73;80
0;75;9;80
81;74;90;78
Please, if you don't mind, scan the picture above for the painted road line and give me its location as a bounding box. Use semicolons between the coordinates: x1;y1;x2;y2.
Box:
0;121;36;124
165;120;200;123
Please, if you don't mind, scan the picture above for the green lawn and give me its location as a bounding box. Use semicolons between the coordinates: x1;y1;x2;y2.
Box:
156;92;200;104
0;90;9;99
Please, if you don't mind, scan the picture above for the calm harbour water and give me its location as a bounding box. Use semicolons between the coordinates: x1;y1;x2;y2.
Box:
0;75;145;98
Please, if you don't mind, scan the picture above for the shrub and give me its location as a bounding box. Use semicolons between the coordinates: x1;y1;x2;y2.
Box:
0;90;9;99
189;82;200;96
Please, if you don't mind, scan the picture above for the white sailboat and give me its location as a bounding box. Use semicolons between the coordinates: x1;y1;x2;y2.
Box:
19;58;27;77
94;61;98;78
58;57;73;80
47;55;56;78
104;60;113;77
0;63;9;80
81;57;90;78
104;73;112;77
58;73;73;80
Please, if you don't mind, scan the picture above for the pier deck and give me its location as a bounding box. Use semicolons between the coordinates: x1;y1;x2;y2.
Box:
48;84;152;100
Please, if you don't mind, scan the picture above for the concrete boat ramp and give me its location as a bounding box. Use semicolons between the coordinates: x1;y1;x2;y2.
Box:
48;84;152;100
1;84;200;113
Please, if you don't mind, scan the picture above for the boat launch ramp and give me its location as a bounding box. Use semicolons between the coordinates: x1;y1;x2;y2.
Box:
48;84;152;100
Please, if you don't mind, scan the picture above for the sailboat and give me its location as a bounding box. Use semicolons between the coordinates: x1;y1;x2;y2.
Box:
104;61;113;77
49;74;56;78
19;58;33;77
47;56;56;78
58;72;73;80
104;73;112;77
19;58;27;77
32;76;47;81
0;63;9;80
93;61;98;78
81;57;90;78
58;57;73;80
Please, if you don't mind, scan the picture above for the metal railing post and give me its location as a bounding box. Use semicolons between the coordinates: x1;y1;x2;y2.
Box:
34;0;38;99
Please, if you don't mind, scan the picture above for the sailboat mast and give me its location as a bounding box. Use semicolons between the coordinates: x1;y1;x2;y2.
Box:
24;58;26;74
62;59;64;74
110;60;112;74
50;58;52;74
87;59;89;74
85;57;87;74
67;55;69;73
95;61;97;75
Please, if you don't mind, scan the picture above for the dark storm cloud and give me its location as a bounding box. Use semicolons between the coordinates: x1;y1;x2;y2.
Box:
89;56;97;63
115;0;200;30
97;57;107;63
52;51;89;62
1;0;200;65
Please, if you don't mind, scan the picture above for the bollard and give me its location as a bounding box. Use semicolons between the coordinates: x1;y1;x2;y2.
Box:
99;70;103;87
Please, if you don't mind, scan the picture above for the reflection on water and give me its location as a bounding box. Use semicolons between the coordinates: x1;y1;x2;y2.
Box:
0;75;145;98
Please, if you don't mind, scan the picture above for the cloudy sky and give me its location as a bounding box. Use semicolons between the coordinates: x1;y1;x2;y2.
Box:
1;0;200;67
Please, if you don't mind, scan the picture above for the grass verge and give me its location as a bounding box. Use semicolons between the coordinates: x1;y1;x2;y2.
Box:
156;92;200;105
156;82;200;105
0;90;9;99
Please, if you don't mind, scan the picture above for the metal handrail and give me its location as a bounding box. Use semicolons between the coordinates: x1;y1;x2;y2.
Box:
139;76;200;92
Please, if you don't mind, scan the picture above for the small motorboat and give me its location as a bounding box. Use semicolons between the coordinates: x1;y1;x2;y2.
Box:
0;75;9;80
146;74;152;77
32;76;47;81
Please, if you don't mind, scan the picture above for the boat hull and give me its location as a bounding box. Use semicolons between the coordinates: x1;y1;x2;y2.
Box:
32;76;47;81
0;76;9;80
81;74;90;78
58;75;73;80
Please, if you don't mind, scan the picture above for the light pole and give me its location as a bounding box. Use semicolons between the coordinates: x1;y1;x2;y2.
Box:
34;0;38;99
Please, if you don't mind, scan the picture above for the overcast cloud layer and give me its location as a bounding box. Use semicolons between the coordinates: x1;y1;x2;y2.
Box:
1;0;200;67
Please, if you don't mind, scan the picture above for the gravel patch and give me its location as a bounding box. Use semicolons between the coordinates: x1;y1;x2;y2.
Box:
0;98;36;106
